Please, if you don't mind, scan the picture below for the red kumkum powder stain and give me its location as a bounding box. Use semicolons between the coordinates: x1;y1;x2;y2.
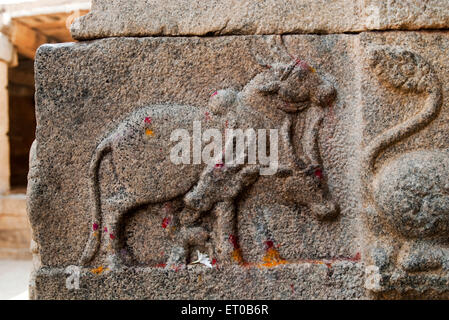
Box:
144;116;152;124
264;240;274;251
162;217;172;229
109;234;115;240
215;162;224;169
173;265;182;272
92;223;99;231
314;168;323;179
295;59;316;72
229;235;240;250
229;235;244;264
351;252;361;262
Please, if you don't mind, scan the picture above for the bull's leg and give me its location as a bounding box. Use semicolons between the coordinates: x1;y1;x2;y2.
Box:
166;208;202;267
214;201;241;265
103;210;123;269
167;245;187;267
103;196;136;270
105;213;125;269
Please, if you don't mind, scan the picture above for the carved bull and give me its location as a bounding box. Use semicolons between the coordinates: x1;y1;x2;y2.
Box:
79;59;339;268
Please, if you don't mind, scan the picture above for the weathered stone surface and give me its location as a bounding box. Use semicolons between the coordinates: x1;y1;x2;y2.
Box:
31;263;365;300
29;30;449;299
71;0;449;40
359;31;449;297
30;34;366;298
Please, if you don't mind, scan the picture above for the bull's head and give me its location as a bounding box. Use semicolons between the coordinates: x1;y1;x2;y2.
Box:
253;59;339;221
256;60;336;113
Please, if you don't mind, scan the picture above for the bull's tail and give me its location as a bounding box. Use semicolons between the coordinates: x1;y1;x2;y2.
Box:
79;138;112;266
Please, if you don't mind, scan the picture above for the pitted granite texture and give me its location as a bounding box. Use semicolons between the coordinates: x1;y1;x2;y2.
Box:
29;31;449;299
358;31;449;298
71;0;449;40
31;263;366;300
30;34;366;299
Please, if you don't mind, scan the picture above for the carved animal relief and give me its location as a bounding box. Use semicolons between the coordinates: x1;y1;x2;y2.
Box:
363;45;449;294
79;58;339;270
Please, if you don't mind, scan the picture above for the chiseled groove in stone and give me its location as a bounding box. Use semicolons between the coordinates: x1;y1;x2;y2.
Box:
71;0;449;40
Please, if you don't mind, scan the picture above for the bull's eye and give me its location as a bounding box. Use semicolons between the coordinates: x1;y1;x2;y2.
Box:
400;63;415;76
279;85;309;103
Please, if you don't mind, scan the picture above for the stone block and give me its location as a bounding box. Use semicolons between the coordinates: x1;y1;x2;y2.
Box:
30;34;366;298
29;29;449;299
71;0;449;39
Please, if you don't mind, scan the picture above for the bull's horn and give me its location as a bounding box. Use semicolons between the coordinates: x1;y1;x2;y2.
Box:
255;55;272;69
257;81;280;94
281;61;297;81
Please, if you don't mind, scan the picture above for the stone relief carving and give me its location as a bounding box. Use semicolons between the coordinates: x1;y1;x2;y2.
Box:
79;55;339;269
27;23;449;298
363;45;449;293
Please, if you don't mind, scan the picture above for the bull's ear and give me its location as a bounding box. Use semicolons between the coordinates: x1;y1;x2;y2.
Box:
238;166;260;187
314;82;336;107
257;81;280;94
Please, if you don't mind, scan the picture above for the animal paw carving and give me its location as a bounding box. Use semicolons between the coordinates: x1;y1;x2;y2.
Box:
398;241;444;273
368;45;435;93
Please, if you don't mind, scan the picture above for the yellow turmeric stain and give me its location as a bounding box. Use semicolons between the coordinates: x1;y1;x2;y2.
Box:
231;249;244;264
258;248;287;268
91;266;109;275
198;275;203;283
310;66;317;73
145;129;154;136
93;231;99;238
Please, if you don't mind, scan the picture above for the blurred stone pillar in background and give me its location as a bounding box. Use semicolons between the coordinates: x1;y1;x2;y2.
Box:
0;34;14;194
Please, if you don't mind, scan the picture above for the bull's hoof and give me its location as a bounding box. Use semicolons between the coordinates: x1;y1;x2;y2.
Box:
106;254;124;271
167;246;187;266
